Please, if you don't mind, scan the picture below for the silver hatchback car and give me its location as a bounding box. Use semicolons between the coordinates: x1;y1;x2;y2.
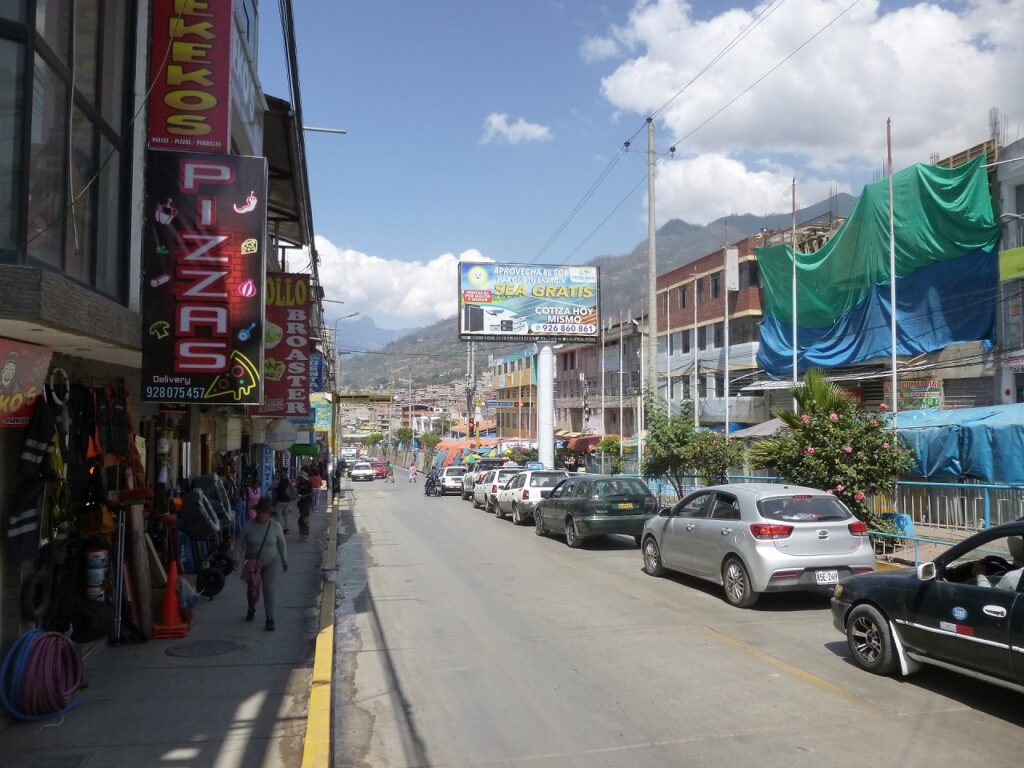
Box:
640;483;875;608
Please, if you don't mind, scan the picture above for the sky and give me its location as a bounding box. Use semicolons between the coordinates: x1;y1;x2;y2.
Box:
258;0;1024;332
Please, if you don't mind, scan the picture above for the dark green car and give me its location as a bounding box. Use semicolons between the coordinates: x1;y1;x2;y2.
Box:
832;521;1024;694
534;474;657;548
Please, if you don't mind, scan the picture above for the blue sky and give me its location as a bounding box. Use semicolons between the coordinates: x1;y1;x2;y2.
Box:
258;0;1022;329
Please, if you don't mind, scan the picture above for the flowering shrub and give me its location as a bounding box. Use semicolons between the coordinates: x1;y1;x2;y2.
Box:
748;370;912;529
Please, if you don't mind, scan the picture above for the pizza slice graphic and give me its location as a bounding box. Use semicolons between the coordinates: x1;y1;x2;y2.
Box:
203;350;261;401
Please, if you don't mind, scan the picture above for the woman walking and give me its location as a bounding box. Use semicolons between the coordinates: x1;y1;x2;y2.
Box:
238;499;288;631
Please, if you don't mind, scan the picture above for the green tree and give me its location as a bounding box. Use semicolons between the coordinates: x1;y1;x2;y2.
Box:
420;432;442;464
394;427;414;448
641;400;699;496
506;445;538;464
364;432;384;455
595;436;623;475
688;431;742;485
747;369;913;528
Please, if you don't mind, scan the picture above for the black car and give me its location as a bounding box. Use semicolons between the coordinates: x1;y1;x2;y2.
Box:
534;474;657;548
831;521;1024;694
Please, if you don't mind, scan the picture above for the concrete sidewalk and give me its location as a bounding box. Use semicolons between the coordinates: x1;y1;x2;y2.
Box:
0;497;338;768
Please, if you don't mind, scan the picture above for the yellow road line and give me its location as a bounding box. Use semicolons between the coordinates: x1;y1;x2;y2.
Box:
703;625;875;710
301;507;338;767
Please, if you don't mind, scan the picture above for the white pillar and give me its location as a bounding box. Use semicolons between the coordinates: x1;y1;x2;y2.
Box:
537;343;555;469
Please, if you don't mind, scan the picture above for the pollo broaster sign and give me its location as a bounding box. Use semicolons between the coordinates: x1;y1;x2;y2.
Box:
148;0;232;153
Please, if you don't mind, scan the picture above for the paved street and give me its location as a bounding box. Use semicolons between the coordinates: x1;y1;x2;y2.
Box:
333;472;1022;768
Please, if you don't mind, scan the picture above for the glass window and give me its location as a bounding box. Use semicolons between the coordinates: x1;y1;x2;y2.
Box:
696;278;704;303
0;0;26;22
757;495;851;522
551;480;572;498
573;481;591;498
682;330;691;354
678;285;687;308
73;0;99;104
698;325;707;350
99;0;128;125
35;0;71;63
945;535;1024;590
65;106;96;283
712;494;740;520
529;472;566;488
711;272;721;299
740;261;760;289
27;53;68;268
676;492;712;518
0;39;24;257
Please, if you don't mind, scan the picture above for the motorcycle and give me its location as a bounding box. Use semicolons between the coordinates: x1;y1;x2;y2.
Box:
424;478;444;497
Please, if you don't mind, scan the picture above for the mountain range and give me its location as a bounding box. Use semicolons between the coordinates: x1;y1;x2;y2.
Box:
340;193;858;390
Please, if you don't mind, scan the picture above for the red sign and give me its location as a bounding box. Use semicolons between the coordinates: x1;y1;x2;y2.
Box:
256;274;310;417
141;150;267;403
0;339;54;427
148;0;233;153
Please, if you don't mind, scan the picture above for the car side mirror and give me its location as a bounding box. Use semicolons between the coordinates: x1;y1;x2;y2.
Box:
659;507;672;517
917;562;937;581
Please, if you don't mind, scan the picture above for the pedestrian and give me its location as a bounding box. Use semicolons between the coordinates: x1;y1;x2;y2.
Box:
244;474;262;521
332;462;342;492
238;499;287;631
308;464;323;513
386;461;394;483
409;465;417;483
295;468;313;539
273;469;294;533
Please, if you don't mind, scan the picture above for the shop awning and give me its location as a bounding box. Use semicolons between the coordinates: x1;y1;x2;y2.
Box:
263;95;313;247
566;435;602;452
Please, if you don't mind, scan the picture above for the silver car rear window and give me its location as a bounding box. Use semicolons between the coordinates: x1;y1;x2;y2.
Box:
757;496;850;522
529;473;565;487
444;467;467;476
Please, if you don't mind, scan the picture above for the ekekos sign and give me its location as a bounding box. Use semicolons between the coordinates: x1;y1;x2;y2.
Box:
255;274;311;417
142;150;267;404
148;0;232;153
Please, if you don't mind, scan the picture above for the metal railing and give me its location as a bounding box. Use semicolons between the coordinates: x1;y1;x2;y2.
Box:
868;480;1024;533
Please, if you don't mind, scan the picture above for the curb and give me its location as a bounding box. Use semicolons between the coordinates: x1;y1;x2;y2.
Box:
301;498;339;767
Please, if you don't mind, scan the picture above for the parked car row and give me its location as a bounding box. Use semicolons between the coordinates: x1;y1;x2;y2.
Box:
453;466;1024;696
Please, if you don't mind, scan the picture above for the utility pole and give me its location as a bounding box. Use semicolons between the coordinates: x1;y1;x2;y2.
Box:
646;117;659;410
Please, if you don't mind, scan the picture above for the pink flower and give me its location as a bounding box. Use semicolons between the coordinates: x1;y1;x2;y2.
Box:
879;402;889;411
835;483;845;492
805;446;816;455
854;492;865;502
801;414;810;425
829;412;839;422
842;445;853;454
869;418;877;426
883;442;890;449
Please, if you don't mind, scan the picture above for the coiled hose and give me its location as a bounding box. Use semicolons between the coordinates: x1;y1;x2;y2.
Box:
1;628;82;721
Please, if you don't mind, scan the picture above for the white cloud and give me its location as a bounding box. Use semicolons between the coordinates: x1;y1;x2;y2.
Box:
314;236;492;329
653;153;853;225
480;113;553;144
595;0;1023;171
580;35;621;63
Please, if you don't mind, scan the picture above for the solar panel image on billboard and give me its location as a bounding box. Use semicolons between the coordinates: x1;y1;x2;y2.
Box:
458;263;600;343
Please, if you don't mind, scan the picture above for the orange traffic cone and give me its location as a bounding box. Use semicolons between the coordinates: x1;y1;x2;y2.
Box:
152;561;189;639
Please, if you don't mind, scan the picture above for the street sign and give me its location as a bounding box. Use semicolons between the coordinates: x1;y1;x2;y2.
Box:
485;400;514;407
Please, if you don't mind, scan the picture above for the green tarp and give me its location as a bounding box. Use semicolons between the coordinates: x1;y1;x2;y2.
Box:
757;155;1000;329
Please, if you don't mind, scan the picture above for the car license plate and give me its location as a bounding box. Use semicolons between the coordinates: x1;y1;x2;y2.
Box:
616;502;634;509
815;570;839;585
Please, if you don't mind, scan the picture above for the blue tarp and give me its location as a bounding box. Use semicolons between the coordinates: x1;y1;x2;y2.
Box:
757;248;997;375
896;403;1024;484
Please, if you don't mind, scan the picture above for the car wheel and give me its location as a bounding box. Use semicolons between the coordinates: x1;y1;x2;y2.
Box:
462;490;469;500
511;504;521;525
473;495;481;509
642;537;664;576
494;502;504;520
535;511;546;537
721;557;759;608
565;518;583;549
846;604;899;675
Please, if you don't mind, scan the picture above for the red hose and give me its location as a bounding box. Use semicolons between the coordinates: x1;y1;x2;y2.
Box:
17;631;82;718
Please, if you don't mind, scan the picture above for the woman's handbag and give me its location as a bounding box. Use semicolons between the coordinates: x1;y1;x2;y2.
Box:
240;523;272;603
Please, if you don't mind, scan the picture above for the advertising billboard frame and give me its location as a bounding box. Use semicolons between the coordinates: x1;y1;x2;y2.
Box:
457;262;600;344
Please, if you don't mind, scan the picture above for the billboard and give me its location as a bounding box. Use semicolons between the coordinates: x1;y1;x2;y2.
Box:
148;0;233;152
141;150;267;404
255;273;311;417
458;263;599;342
